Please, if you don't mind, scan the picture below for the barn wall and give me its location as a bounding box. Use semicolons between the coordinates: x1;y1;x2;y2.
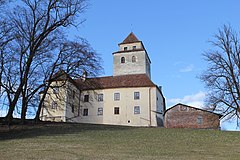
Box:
165;104;220;129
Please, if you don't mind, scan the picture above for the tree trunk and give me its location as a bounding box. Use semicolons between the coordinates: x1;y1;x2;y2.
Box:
5;102;15;124
34;89;47;123
21;102;27;124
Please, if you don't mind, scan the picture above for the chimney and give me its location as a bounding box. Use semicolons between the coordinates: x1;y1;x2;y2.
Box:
82;70;87;82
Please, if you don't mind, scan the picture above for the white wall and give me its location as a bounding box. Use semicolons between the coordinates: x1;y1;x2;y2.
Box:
76;87;163;127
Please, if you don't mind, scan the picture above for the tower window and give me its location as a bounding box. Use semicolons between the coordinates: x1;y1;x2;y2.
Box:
132;56;136;63
121;57;125;63
124;47;128;51
133;46;136;50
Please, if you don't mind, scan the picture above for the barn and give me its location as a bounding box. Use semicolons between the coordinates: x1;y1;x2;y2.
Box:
164;103;222;129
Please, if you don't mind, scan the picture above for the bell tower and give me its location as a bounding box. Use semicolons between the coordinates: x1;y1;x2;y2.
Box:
112;32;151;78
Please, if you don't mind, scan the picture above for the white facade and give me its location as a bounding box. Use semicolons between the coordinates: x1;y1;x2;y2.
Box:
40;32;165;127
71;87;164;126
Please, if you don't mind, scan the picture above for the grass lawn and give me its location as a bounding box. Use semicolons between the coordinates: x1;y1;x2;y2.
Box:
0;123;240;160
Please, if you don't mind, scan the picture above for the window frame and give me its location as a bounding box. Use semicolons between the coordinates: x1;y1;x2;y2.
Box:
72;90;76;99
53;87;59;94
84;95;89;102
97;107;103;115
121;57;125;63
179;106;188;111
134;92;140;100
114;107;120;115
98;93;103;102
197;116;203;125
132;56;136;63
114;93;120;101
134;106;140;114
83;108;88;116
51;101;58;109
124;47;128;51
71;104;74;113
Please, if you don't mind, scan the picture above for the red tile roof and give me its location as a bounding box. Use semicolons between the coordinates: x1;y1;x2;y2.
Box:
75;74;156;90
119;32;141;44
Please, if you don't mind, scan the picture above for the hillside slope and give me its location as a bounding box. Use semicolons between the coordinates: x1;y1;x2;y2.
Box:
0;123;240;160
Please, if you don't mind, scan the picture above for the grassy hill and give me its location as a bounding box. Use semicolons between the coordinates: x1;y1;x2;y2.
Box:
0;123;240;160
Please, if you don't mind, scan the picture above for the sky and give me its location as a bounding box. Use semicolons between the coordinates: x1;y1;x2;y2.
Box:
72;0;240;130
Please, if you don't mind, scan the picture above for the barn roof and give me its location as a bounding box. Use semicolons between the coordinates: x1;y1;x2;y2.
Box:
164;103;223;118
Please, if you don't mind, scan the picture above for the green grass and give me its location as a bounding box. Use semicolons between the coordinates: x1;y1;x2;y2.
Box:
0;123;240;160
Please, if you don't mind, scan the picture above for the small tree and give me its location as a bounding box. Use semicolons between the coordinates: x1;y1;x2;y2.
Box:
200;25;240;125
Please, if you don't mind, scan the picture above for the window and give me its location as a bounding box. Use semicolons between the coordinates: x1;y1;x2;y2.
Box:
134;92;140;100
114;107;120;115
98;107;103;115
84;95;89;102
72;90;76;99
51;101;58;109
71;104;74;113
132;56;136;63
179;106;188;111
121;57;125;63
124;47;127;51
53;87;59;94
197;116;203;125
114;93;120;101
134;106;140;114
78;106;80;116
83;109;88;116
133;46;136;50
98;94;103;102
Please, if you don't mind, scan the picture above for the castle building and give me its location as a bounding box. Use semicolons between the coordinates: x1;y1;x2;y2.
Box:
40;32;166;127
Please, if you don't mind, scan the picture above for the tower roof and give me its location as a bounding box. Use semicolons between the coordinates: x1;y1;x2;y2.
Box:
119;32;141;44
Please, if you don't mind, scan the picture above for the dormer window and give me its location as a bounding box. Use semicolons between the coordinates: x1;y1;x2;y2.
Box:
132;56;136;63
124;47;127;51
121;57;125;63
133;46;136;50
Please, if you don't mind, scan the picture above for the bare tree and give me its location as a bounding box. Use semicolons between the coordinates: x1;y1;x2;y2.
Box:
0;0;102;124
200;25;240;125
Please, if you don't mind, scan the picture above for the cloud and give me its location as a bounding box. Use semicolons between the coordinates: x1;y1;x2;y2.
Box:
167;91;206;108
179;64;194;72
